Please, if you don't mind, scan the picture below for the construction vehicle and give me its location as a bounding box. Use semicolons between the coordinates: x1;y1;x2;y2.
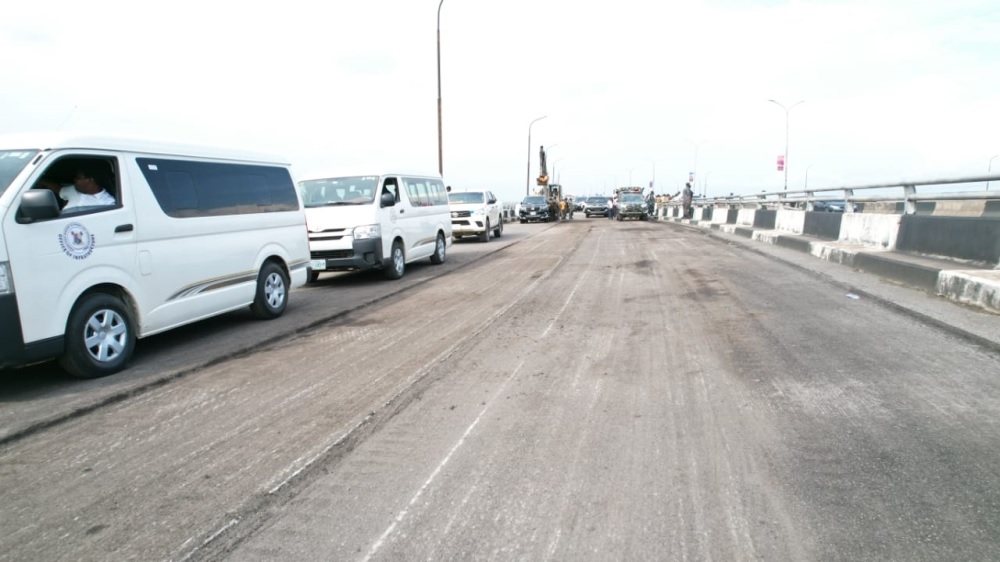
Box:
534;145;563;219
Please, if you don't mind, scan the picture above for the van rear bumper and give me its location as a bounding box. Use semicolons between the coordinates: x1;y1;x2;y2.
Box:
0;294;63;369
309;237;384;272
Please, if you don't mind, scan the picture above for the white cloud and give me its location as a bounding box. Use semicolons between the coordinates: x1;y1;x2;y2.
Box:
2;0;999;202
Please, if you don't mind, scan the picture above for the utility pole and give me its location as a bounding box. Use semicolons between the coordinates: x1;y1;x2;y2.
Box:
769;99;804;191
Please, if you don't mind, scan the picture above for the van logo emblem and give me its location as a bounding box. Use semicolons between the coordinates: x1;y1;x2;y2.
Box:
58;222;96;260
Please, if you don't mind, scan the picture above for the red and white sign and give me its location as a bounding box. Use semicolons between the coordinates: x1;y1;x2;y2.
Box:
776;155;785;171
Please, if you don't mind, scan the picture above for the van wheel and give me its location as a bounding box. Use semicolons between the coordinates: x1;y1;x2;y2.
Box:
250;262;289;319
59;293;136;378
479;219;490;242
431;233;446;265
306;268;319;283
385;241;405;279
493;218;503;238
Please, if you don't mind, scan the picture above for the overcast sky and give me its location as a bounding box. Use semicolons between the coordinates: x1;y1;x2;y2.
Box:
3;0;999;202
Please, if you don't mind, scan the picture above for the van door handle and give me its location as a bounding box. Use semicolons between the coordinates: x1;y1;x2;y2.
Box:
115;224;134;233
399;209;405;214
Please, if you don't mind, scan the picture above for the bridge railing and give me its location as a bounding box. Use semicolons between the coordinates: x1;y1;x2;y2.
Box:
663;174;1000;215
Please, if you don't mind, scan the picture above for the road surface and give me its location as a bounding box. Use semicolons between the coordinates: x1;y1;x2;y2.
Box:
2;219;998;561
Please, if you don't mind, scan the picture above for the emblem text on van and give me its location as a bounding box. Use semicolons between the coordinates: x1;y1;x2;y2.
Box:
58;222;96;260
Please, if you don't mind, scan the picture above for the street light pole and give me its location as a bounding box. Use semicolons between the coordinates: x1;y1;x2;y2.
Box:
685;139;707;185
805;164;814;189
651;158;666;189
989;155;999;191
526;115;547;196
436;0;445;177
769;99;804;191
552;157;566;184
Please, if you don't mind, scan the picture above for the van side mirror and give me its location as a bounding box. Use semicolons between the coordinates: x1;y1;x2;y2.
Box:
488;198;497;204
380;191;396;208
17;190;61;223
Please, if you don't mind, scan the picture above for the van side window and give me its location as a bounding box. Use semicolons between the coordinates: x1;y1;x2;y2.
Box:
403;178;425;206
403;177;447;207
30;155;120;218
429;180;449;205
382;178;400;203
138;158;299;218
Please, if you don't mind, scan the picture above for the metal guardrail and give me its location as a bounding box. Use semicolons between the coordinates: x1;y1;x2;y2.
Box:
663;174;1000;215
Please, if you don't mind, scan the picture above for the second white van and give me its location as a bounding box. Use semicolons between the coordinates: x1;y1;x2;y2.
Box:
298;173;452;281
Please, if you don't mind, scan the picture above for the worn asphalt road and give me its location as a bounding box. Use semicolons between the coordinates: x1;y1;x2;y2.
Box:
2;218;998;561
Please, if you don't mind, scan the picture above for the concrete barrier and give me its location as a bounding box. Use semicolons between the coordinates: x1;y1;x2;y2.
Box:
736;209;756;226
896;215;1000;265
803;212;843;240
664;198;1000;314
839;212;902;249
775;209;805;235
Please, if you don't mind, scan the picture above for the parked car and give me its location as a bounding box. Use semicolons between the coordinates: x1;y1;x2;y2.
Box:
813;200;857;213
519;195;552;223
448;190;503;242
584;196;609;217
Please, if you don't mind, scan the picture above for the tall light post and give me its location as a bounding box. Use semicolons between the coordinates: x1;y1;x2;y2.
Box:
525;115;547;196
627;168;634;186
685;139;707;184
769;99;804;191
552;158;566;184
805;164;814;189
651;158;667;190
545;146;560;181
436;0;445;176
989;155;999;191
703;172;712;198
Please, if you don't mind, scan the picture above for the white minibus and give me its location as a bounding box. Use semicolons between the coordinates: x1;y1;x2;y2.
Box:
0;133;310;378
298;173;451;281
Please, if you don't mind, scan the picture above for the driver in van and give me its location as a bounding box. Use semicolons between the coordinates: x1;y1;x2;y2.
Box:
62;170;116;210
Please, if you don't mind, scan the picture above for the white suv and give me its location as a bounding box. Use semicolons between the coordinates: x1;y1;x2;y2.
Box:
448;190;503;242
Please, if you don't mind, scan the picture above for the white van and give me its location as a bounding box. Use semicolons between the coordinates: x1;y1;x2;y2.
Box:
298;173;451;281
0;133;310;378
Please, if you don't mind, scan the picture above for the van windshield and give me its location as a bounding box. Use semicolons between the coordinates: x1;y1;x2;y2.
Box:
0;150;39;196
299;176;379;207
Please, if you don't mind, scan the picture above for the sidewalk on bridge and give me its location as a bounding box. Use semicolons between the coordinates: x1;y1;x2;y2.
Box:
659;216;1000;350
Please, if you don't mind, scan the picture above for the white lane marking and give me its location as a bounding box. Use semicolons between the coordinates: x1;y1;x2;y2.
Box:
362;361;525;562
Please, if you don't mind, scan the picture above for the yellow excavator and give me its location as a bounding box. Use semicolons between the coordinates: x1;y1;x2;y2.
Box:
535;145;562;219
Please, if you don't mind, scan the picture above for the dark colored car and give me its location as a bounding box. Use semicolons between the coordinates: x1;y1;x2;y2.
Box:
616;193;649;221
584;196;609;217
519;195;552;223
813;200;857;213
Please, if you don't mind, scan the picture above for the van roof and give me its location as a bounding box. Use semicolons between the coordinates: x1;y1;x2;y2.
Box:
298;171;443;183
0;131;290;165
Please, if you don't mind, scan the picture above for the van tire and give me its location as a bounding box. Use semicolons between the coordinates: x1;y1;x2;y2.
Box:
479;220;490;242
250;262;289;319
493;218;503;238
431;233;446;265
59;293;136;378
384;241;405;279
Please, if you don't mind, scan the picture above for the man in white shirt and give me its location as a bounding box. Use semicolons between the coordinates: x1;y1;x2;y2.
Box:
61;170;116;211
